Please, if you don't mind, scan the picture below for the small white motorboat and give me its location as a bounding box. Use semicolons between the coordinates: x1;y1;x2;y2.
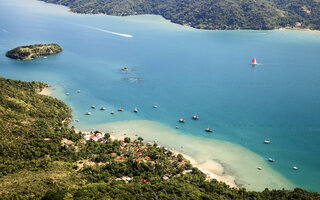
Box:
153;105;158;108
179;118;185;123
77;90;81;93
293;166;298;170
205;127;212;132
264;140;271;144
268;158;275;162
192;115;199;120
85;112;91;115
100;107;106;110
91;105;96;109
134;108;138;113
118;107;123;111
110;111;115;115
257;167;262;170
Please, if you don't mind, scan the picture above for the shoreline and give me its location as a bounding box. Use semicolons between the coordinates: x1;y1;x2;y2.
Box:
37;0;320;34
76;128;238;188
174;151;238;188
74;120;295;191
38;85;52;95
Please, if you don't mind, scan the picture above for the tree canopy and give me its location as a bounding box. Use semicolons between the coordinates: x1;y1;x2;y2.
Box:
0;77;319;199
41;0;320;30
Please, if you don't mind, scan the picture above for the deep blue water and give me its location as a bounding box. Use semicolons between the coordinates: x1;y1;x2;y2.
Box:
1;0;320;192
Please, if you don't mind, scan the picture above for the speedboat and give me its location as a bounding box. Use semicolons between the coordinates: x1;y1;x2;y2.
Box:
179;118;185;123
121;67;128;71
293;166;298;170
153;105;158;108
268;158;275;162
264;140;271;144
257;167;262;170
85;112;91;115
192;115;199;120
205;127;212;132
134;108;138;113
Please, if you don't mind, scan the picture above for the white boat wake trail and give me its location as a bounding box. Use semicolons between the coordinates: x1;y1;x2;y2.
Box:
82;24;133;38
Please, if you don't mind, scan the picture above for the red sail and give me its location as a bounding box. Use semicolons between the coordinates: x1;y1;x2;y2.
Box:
252;58;256;64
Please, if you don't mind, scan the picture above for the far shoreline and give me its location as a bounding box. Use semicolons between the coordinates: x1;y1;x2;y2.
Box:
37;0;320;34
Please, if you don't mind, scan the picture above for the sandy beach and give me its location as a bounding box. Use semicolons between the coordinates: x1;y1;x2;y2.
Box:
38;85;52;96
75;120;295;191
107;131;238;188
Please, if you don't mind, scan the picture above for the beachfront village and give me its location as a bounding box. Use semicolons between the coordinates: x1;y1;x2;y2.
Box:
60;130;216;183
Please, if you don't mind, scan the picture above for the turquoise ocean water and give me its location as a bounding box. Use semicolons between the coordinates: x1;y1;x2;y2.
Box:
0;0;320;192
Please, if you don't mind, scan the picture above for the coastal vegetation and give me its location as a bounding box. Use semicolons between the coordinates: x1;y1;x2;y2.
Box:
6;44;62;60
40;0;320;30
0;76;319;199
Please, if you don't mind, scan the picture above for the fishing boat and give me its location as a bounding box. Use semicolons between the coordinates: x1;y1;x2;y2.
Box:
100;107;106;110
268;158;275;162
264;140;271;144
205;127;212;132
85;112;91;115
91;105;96;109
134;108;138;113
179;118;185;123
293;166;298;170
118;107;123;111
192;115;199;120
252;58;257;65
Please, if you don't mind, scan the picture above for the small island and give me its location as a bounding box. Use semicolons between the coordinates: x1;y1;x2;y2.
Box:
6;43;62;60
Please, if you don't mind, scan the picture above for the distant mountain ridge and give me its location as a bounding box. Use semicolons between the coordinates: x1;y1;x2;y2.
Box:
40;0;320;30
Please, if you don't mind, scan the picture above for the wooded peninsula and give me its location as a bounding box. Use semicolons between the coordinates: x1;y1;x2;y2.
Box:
40;0;320;30
0;76;319;199
6;44;62;60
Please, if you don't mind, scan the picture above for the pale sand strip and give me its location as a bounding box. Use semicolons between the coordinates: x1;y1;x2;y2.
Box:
38;85;52;95
78;120;295;191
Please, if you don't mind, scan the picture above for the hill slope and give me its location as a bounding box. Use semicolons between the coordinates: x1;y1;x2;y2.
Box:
40;0;320;30
0;77;319;199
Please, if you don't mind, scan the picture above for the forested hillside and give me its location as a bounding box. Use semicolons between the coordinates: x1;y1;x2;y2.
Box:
40;0;320;30
0;77;319;199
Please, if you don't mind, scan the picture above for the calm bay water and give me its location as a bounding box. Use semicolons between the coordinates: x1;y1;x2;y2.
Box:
1;0;320;192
